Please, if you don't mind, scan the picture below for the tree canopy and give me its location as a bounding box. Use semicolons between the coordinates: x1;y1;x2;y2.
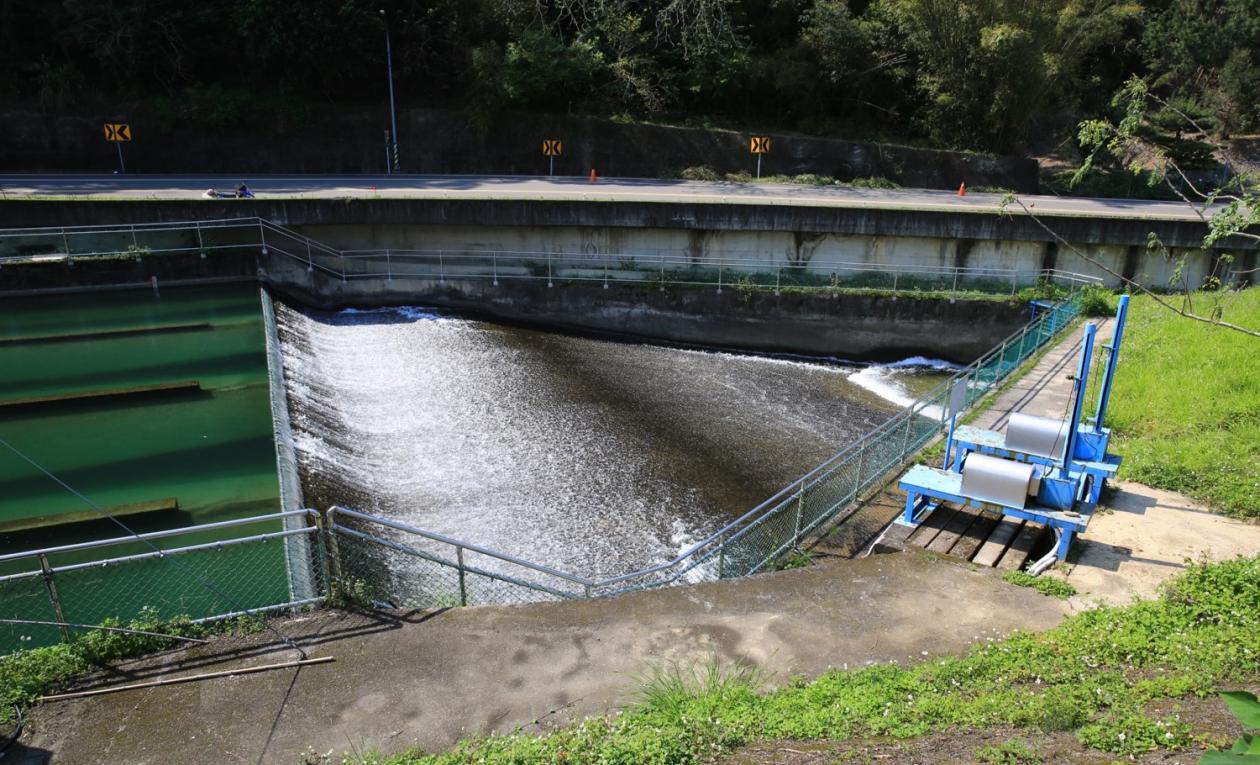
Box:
2;0;1258;154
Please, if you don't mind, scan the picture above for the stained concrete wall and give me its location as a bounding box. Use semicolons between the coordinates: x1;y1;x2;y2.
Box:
260;250;1028;362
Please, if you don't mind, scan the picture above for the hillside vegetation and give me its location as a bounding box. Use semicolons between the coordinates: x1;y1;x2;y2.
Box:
6;1;1260;159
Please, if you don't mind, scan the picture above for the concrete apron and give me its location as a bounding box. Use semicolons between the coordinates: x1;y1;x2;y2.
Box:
18;553;1068;765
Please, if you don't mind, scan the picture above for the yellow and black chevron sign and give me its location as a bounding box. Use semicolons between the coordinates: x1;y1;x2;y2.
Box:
542;139;562;156
750;136;771;154
103;123;132;142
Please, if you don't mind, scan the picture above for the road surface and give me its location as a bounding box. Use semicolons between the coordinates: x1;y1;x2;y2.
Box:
0;173;1212;222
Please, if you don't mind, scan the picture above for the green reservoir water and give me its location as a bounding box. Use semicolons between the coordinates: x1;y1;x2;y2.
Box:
0;285;284;599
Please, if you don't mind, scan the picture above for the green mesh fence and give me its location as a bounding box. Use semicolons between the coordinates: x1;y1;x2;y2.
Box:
0;515;326;655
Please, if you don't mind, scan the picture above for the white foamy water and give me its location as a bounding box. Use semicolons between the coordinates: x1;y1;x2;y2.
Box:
847;356;961;420
278;303;905;578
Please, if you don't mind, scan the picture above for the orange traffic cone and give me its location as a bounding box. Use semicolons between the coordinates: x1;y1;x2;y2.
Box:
957;182;967;197
589;168;598;183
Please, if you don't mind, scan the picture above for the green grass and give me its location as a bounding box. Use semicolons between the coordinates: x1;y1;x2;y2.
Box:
1003;570;1078;600
0;608;262;720
375;554;1260;764
1106;289;1260;518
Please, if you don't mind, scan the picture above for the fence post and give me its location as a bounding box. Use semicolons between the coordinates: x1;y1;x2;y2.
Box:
130;225;139;250
305;239;313;272
603;254;609;289
852;439;868;503
775;266;781;295
717;534;726;579
547;251;553;288
439;250;445;283
386;249;392;282
492;251;498;286
794;488;804;541
38;554;70;642
892;272;899;294
717;261;723;293
1010;271;1018;295
900;412;913;459
61;228;71;256
258;219;268;255
456;546;468;607
952;267;960;294
195;222;205;256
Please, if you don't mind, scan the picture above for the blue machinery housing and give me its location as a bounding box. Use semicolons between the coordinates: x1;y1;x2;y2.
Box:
898;295;1131;562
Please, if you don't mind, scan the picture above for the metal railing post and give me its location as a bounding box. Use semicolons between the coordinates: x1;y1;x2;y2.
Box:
195;222;205;256
305;239;313;273
492;251;498;286
386;249;392;282
775;266;781;295
130;225;138;250
61;227;70;256
892;272;899;294
439;250;445;283
38;554;70;642
717;261;723;293
794;489;804;542
952;267;960;294
258;219;268;255
717;534;726;579
456;546;467;606
547;251;553;287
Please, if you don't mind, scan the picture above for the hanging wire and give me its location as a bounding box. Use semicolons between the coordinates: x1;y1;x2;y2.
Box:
0;435;307;659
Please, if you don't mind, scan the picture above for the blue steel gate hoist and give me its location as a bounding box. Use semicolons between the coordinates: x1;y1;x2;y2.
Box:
896;295;1130;563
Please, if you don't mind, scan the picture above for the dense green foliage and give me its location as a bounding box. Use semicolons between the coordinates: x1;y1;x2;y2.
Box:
1107;288;1260;518
369;554;1260;763
4;1;1260;155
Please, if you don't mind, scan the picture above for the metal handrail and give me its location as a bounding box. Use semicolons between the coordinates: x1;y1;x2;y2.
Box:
328;506;595;586
0;509;316;565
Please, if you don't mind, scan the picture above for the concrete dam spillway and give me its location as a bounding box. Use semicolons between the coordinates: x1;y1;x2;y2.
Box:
276;301;953;576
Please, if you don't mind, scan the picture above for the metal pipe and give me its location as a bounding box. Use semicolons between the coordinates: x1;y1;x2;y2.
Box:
1093;294;1130;432
380;10;400;172
1060;322;1097;478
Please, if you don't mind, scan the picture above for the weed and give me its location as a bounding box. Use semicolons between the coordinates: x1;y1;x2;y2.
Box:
976;739;1040;764
1003;570;1078;600
1078;285;1116;317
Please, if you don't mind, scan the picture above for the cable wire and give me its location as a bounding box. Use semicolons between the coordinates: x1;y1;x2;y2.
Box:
0;435;307;659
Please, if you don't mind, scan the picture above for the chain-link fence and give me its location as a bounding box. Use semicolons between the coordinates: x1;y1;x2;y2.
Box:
0;510;325;654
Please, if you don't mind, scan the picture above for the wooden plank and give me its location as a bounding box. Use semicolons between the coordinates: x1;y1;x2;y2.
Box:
927;505;982;554
949;511;1000;561
997;520;1047;571
905;504;958;549
972;518;1024;568
0;498;179;533
0;322;212;346
0;380;201;409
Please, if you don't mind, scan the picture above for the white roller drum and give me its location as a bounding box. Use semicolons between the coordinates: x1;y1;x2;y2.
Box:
960;454;1035;509
1006;412;1070;460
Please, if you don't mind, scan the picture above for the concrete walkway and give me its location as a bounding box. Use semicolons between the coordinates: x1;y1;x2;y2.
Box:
13;553;1067;765
963;315;1260;606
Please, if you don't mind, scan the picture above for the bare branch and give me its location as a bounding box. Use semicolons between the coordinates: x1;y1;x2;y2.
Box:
1007;197;1260;339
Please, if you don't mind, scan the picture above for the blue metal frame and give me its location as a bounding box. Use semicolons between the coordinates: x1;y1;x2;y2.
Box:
898;464;1093;560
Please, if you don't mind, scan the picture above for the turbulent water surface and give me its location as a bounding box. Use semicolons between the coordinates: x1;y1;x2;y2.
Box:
278;303;952;578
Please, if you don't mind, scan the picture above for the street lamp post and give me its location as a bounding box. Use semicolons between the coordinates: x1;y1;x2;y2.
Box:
380;9;400;173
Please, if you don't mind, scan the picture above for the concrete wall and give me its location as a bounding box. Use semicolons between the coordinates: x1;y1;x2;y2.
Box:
261;251;1028;362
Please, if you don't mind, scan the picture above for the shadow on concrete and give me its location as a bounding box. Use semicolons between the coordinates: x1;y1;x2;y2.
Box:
1072;539;1187;573
71;608;449;692
1103;486;1159;516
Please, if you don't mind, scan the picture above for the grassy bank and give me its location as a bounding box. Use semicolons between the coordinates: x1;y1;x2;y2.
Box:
370;555;1259;764
1107;289;1260;518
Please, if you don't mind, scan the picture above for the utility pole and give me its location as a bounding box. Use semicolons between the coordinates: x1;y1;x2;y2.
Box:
380;9;400;173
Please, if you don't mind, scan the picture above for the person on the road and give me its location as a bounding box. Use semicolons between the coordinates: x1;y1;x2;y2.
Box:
235;182;253;198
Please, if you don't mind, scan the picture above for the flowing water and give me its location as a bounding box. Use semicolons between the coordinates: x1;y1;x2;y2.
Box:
277;303;955;578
